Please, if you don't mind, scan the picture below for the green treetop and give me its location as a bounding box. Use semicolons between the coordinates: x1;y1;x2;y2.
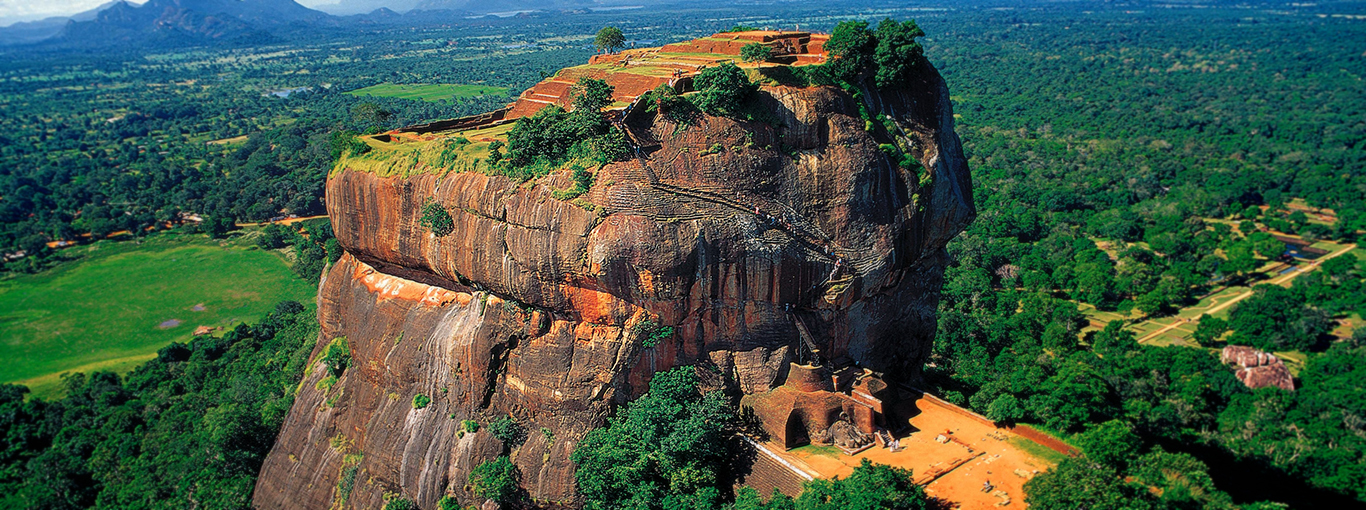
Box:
594;26;626;53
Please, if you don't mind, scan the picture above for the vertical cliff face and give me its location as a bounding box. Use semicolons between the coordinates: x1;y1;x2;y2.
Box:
254;53;973;509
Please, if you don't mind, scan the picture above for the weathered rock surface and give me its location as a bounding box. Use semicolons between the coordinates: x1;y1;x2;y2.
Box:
254;55;973;509
1222;345;1296;391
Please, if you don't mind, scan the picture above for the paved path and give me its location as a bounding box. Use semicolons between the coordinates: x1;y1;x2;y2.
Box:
1136;243;1358;343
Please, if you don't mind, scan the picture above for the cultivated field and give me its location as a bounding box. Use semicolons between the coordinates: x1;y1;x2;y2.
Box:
345;83;510;102
0;234;315;399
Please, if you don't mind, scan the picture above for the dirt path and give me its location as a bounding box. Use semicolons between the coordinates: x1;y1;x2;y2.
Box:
236;215;329;228
1137;244;1358;343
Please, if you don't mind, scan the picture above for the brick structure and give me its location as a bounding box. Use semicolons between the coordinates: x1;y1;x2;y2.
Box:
742;363;893;450
505;30;830;120
1221;345;1296;391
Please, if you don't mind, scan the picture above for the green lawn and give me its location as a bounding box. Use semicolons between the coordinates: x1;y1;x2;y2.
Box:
345;83;510;102
0;234;315;399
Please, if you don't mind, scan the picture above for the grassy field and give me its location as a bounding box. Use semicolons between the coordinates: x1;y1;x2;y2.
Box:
0;234;315;399
345;83;509;102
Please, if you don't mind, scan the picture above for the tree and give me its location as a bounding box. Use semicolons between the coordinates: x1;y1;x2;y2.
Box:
350;102;391;129
1227;285;1331;351
1192;315;1229;346
872;18;926;87
1135;290;1167;316
1128;449;1239;510
794;459;928;510
1221;241;1258;275
572;366;735;510
1249;232;1284;259
1024;458;1155;510
594;26;626;53
1043;321;1078;353
740;43;774;63
985;394;1028;423
692;63;758;117
257;223;290;250
1075;420;1143;471
1092;321;1139;358
824;21;876;82
203;213;236;239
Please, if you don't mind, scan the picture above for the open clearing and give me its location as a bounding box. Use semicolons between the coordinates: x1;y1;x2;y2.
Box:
766;391;1066;508
0;234;315;399
345;83;510;102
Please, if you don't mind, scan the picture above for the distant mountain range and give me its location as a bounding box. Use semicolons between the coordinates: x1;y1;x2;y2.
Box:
0;0;331;47
61;0;330;46
311;0;651;16
0;0;120;45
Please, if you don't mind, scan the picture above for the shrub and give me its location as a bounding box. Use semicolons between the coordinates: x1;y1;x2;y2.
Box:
634;319;674;349
257;223;290;250
487;140;504;166
321;337;351;378
740;43;774;63
382;495;416;510
469;456;520;503
419;199;455;237
644;84;699;126
412;393;431;409
487;415;525;447
504;80;629;171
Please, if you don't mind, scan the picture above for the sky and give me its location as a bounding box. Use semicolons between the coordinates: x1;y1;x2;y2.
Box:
0;0;335;25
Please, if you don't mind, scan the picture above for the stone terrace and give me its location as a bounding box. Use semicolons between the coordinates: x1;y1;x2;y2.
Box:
377;31;830;145
505;30;829;119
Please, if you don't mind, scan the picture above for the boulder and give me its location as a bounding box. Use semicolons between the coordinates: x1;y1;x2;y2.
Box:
1221;345;1295;391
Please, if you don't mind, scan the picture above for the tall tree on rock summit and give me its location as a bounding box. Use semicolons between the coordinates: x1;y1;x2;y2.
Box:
594;26;626;54
824;18;927;87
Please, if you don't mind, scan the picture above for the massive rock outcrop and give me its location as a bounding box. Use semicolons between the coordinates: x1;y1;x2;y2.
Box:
255;33;973;509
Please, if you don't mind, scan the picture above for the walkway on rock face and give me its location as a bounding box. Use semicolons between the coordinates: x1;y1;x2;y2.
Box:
601;145;893;303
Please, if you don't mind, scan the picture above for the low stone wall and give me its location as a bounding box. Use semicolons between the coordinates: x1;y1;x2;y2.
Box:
394;107;509;135
909;387;1079;457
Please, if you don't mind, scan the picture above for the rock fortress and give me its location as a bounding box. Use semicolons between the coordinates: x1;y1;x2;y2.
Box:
250;29;1022;509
